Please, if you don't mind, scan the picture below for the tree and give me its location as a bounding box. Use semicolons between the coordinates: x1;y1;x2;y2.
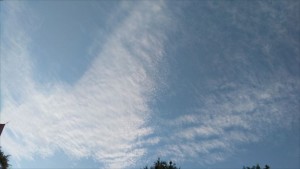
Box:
0;147;10;169
256;164;261;169
143;158;180;169
243;164;270;169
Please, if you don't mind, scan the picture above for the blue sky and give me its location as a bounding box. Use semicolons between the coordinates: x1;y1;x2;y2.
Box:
0;1;299;169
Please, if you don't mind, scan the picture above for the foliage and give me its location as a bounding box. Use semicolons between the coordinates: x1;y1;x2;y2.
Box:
0;147;10;169
243;164;270;169
143;158;180;169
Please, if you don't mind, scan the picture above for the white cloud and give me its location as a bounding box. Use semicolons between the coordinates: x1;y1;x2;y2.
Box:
1;1;169;169
157;77;300;165
1;1;299;168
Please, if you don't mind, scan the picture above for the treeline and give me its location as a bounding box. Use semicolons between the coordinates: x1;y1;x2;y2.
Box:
143;158;270;169
243;164;270;169
143;158;180;169
1;152;272;169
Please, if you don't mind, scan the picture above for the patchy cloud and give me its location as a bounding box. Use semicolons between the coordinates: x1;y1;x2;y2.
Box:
153;77;299;165
1;1;169;168
144;0;300;166
1;0;299;168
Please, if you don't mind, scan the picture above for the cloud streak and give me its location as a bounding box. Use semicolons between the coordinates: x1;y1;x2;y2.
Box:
145;1;300;165
1;1;169;168
1;1;299;168
154;77;299;165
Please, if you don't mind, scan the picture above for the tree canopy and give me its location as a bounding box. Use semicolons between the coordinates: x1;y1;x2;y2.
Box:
143;158;180;169
243;164;270;169
0;147;10;169
142;159;271;169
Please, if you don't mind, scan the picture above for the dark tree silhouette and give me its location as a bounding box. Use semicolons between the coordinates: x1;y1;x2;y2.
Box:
143;158;180;169
0;147;10;169
243;164;270;169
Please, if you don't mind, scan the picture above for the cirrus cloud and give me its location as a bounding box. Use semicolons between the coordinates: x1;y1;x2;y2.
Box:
1;1;169;168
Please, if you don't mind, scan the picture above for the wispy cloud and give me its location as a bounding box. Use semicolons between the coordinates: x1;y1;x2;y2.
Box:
1;1;299;168
146;1;300;165
1;1;169;168
154;77;299;165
